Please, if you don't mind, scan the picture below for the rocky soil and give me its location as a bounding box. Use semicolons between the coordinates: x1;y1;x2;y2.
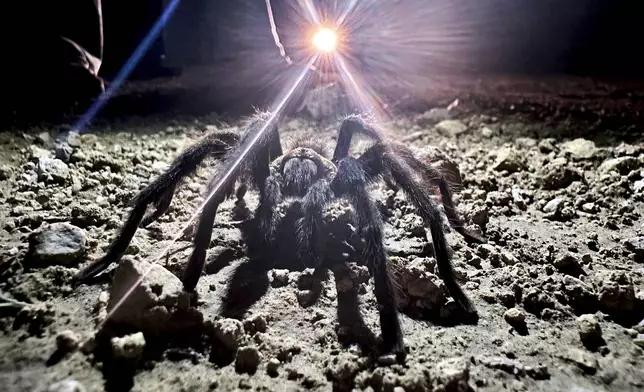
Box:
1;97;643;392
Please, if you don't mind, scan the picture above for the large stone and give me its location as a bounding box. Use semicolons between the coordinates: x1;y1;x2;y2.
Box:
37;157;70;183
598;157;639;175
28;223;87;266
435;120;468;137
492;148;526;173
560;139;598;160
106;257;203;335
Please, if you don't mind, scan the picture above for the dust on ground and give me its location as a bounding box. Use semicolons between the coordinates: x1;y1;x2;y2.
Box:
0;83;643;392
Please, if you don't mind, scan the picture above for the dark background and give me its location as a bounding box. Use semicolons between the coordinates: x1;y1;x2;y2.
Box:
103;0;644;80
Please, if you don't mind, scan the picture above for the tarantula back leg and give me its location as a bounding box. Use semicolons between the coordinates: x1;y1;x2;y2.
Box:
393;145;486;244
333;116;480;323
333;116;483;243
331;157;405;358
362;144;479;323
74;131;239;282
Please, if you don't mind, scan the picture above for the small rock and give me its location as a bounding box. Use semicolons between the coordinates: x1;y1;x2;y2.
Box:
561;139;598;160
266;358;280;377
435;120;468;137
581;203;598;214
243;314;268;334
46;379;86;392
236;346;261;374
577;314;602;347
599;156;639;175
480;126;495;138
270;269;290;288
565;348;598;374
634;334;644;349
504;308;526;325
417;108;452;126
107;257;202;335
596;271;635;315
214;318;245;351
36;132;53;145
434;357;470;392
624;237;644;262
553;253;585;277
37;157;70;183
378;354;397;366
55;143;73;163
633;179;644;193
500;251;518;266
538;138;557;153
0;164;12;180
56;330;80;353
325;353;361;390
540;158;582;190
543;198;565;214
28;223;87;266
111;332;146;360
297;290;317;307
492;148;526;173
30;145;51;160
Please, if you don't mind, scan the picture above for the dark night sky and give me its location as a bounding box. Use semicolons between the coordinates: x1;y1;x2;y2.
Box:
107;0;644;78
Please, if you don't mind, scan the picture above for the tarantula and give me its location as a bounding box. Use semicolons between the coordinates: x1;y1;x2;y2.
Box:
75;113;485;357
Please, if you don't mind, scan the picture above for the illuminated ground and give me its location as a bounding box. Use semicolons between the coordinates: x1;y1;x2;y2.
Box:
0;74;643;392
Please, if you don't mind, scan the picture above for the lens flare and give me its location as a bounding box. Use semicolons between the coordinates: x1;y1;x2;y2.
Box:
312;28;338;52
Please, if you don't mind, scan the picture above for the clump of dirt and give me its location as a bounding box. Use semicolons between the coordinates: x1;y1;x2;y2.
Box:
1;102;643;392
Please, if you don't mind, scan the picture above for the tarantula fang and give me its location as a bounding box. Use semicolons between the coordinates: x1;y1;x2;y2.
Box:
75;112;485;357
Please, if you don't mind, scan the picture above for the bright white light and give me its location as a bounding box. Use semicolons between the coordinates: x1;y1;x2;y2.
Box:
312;28;338;52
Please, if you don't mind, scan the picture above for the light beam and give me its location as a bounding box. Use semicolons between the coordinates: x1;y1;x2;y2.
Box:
73;0;182;134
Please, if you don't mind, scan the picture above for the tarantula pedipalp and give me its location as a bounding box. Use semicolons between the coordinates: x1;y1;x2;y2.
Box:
75;113;485;357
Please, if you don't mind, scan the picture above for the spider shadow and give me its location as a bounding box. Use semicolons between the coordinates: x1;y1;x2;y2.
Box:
210;207;479;357
210;207;378;354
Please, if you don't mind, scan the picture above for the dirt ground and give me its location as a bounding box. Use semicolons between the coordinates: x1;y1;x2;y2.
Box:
0;76;643;392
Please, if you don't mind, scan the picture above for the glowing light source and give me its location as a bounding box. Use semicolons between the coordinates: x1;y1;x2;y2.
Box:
312;28;338;52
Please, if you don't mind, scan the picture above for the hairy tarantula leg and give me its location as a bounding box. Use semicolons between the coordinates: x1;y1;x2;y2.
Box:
74;133;238;282
331;157;405;358
256;175;283;244
183;114;282;291
295;180;334;267
363;146;479;323
394;147;486;244
140;184;177;228
74;202;149;281
182;187;231;292
333;116;383;162
332;115;483;244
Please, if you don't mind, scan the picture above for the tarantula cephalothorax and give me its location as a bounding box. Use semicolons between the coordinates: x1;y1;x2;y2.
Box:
75;113;485;356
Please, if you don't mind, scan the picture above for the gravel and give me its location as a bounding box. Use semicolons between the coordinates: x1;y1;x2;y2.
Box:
0;103;643;392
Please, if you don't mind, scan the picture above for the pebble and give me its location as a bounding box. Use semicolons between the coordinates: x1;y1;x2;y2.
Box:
266;358;280;377
634;335;644;349
56;330;80;353
111;332;146;360
46;379;86;392
577;314;602;347
504;308;526;325
235;346;261;374
565;348;598;374
28;223;87;266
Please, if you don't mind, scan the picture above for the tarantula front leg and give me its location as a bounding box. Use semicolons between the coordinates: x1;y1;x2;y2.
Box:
334;116;483;244
183;115;283;291
74;131;238;282
361;144;479;323
295;179;334;267
331;157;405;358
